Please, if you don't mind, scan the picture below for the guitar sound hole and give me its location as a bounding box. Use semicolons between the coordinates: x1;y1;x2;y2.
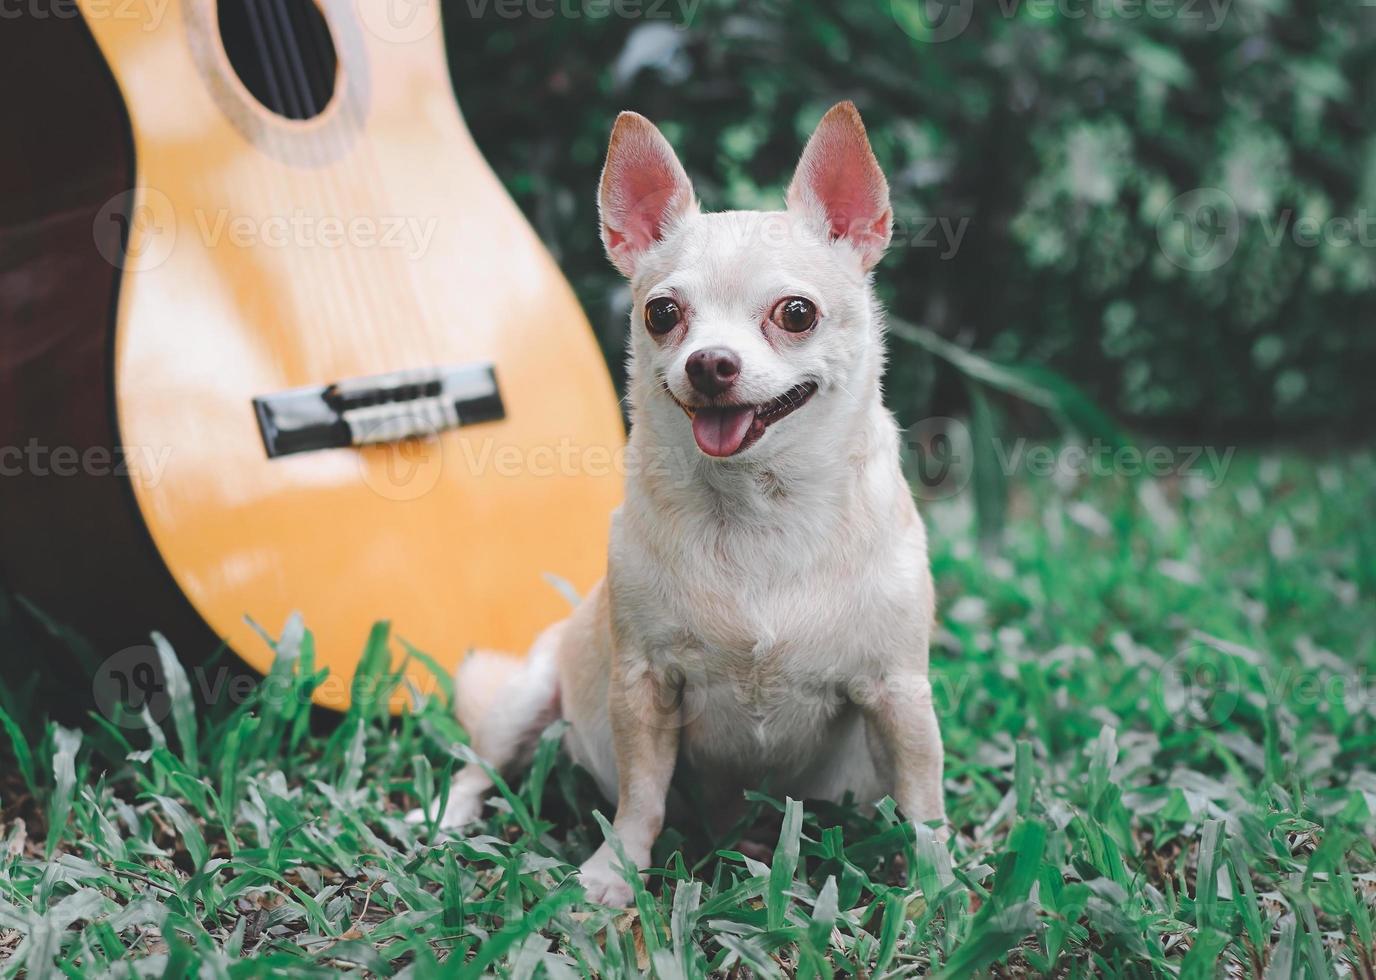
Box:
218;0;338;121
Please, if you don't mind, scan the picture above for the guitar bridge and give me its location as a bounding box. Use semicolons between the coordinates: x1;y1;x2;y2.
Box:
254;363;504;459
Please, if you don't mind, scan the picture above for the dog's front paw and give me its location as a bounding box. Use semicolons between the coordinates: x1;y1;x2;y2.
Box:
404;791;484;831
578;846;638;907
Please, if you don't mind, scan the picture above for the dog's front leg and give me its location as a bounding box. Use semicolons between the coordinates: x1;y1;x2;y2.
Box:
859;670;948;837
577;651;680;906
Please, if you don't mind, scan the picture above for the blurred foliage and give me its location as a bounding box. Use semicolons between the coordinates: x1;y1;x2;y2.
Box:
444;0;1376;437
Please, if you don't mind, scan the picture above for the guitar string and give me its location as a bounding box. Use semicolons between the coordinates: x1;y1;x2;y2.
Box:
248;0;407;374
314;0;453;381
264;0;407;372
241;0;346;371
258;0;393;371
290;0;453;430
281;0;406;372
324;1;453;372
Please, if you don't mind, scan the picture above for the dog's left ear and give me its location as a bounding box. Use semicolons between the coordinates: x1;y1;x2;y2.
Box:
787;102;893;271
599;112;697;278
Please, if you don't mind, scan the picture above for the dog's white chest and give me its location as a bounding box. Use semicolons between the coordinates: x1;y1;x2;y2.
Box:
650;568;889;777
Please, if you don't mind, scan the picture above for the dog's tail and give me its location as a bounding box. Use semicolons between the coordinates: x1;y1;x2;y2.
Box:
453;622;564;767
453;649;523;737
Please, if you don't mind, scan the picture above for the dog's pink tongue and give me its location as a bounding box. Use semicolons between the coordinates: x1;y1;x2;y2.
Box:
691;406;757;457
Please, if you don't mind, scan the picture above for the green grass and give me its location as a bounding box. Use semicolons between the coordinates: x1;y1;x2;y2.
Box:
1;449;1374;976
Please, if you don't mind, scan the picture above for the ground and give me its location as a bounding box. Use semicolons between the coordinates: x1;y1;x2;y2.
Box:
0;449;1373;976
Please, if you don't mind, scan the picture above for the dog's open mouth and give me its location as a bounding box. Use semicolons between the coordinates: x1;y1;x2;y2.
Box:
675;381;819;457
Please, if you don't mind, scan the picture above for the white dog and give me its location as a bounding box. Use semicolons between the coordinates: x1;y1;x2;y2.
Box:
411;102;946;906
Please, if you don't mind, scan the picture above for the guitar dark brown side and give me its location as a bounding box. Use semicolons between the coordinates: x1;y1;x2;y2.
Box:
0;13;214;671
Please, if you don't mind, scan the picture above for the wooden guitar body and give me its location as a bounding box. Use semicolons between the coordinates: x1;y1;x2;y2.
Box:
0;1;623;709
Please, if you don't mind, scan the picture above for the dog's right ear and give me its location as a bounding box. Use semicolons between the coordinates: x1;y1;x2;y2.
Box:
598;112;696;278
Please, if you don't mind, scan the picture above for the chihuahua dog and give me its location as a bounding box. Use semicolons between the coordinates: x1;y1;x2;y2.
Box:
410;102;945;905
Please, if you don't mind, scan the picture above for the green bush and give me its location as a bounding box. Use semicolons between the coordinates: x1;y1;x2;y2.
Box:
445;0;1376;436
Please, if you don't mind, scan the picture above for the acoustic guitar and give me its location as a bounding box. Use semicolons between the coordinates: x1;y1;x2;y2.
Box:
0;0;624;710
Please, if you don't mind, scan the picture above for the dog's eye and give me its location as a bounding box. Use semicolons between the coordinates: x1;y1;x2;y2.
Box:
773;297;818;333
645;297;683;335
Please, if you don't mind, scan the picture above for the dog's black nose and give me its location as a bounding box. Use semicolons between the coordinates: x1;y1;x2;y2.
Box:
686;347;741;396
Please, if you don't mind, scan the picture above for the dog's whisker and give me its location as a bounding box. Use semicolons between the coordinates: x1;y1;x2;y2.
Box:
832;378;863;407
